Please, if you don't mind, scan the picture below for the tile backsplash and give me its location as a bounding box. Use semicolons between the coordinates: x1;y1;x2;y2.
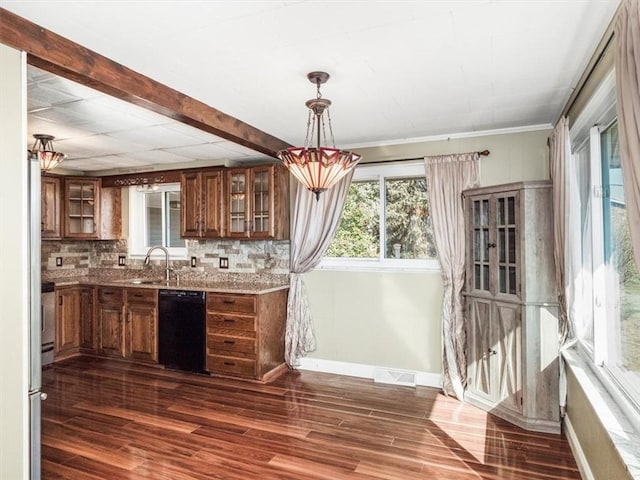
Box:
42;239;290;281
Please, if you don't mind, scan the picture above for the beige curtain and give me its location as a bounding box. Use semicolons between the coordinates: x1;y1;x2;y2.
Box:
616;0;640;273
425;153;479;401
549;117;571;345
549;116;574;413
285;171;354;367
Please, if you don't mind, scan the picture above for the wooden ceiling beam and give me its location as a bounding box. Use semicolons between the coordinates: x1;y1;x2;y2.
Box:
0;7;292;157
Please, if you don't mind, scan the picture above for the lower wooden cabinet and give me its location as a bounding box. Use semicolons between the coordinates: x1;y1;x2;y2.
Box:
56;283;286;382
124;289;158;363
206;289;287;381
96;287;125;358
79;287;95;350
55;285;94;359
55;287;81;357
95;287;158;363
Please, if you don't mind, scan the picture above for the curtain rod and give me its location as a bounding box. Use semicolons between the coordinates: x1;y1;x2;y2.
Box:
361;149;490;166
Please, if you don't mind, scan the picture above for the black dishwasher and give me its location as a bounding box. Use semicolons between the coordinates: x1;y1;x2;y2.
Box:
158;289;207;374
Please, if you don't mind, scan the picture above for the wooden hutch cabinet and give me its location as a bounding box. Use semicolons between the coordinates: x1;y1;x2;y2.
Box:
181;169;224;238
463;181;560;433
224;164;289;240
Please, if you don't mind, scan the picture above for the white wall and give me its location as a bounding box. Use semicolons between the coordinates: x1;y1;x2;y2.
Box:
0;43;29;479
302;128;551;380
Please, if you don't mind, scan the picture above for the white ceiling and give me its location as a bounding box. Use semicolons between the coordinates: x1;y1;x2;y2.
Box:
2;0;620;174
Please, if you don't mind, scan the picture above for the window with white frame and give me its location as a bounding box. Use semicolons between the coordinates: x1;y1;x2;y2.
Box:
570;70;640;409
321;161;439;271
128;183;186;258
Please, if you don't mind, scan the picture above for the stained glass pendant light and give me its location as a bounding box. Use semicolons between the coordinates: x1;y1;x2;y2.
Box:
277;71;362;200
29;134;66;171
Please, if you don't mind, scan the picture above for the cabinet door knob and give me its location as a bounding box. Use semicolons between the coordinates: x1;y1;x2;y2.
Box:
487;348;497;356
487;243;497;249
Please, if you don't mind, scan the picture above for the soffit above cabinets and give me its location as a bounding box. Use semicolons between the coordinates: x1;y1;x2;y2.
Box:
27;67;270;174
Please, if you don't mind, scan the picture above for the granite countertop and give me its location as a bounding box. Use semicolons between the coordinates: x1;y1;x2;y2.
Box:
49;275;289;295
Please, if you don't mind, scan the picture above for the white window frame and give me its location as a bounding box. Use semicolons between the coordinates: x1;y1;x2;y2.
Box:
128;183;187;259
589;125;608;367
318;161;440;272
569;67;640;421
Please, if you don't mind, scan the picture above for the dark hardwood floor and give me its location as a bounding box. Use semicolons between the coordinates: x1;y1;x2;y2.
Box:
41;357;580;479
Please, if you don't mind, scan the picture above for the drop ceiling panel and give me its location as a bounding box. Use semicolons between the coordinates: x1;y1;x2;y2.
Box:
164;142;254;160
106;125;212;149
24;66;270;173
123;149;192;164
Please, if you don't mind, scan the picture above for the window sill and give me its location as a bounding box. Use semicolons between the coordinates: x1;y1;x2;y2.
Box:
562;345;640;479
315;262;441;273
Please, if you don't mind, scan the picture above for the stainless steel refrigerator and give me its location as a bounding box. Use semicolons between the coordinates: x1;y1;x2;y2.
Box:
28;152;45;480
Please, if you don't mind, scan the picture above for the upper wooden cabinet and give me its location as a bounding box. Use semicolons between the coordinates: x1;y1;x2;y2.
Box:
41;176;121;240
64;177;101;239
181;169;224;238
225;164;289;240
99;186;122;240
41;175;61;239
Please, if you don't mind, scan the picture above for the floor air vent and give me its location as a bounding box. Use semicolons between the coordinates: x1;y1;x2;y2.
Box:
373;368;417;387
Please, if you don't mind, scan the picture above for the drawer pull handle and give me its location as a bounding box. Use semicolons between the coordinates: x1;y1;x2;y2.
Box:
223;361;235;366
223;299;236;304
103;292;113;295
223;340;235;345
223;318;235;323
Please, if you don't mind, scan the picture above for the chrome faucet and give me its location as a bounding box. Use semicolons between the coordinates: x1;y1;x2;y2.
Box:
143;246;172;283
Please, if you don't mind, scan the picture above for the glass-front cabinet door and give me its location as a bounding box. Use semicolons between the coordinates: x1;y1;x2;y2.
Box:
64;178;100;239
471;196;491;293
250;165;274;238
496;193;519;296
225;166;275;239
466;190;520;299
227;169;249;238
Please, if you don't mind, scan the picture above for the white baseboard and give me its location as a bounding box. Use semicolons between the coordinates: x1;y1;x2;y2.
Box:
297;357;442;388
564;414;595;480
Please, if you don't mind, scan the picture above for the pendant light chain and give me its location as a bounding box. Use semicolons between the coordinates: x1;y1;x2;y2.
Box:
276;70;362;200
304;108;314;150
326;108;336;148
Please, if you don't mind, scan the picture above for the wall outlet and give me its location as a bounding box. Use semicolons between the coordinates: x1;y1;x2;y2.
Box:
118;256;126;266
55;257;63;267
219;257;229;269
190;256;197;268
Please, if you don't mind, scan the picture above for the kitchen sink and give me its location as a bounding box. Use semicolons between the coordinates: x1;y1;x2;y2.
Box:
111;278;181;287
